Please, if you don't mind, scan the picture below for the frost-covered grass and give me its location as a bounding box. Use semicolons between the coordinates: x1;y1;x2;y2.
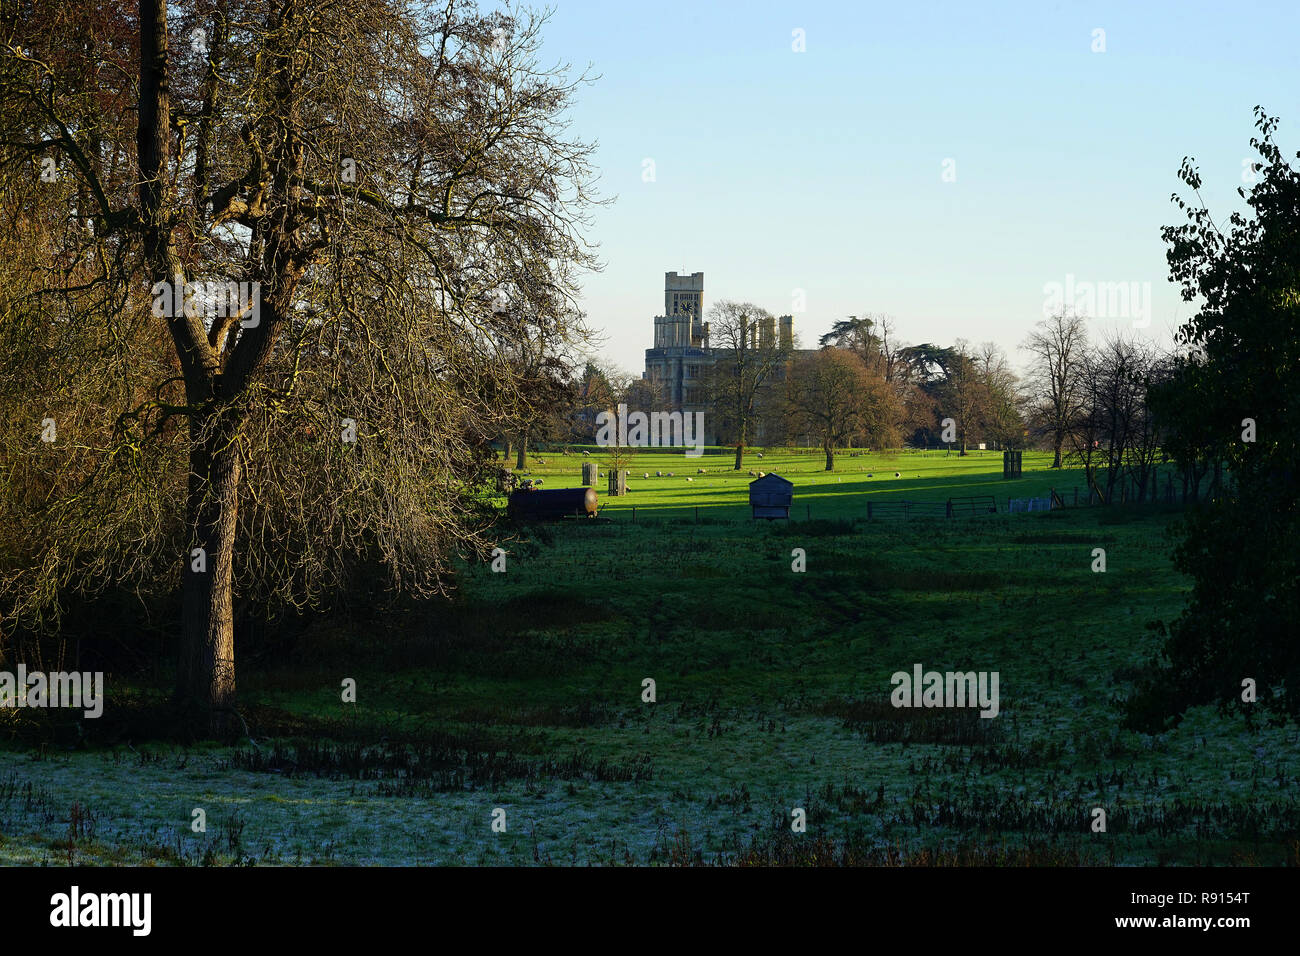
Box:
2;458;1296;865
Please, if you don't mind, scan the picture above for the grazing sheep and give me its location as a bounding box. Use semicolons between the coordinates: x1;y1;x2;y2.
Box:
643;473;650;479
757;452;764;459
748;470;756;477
656;471;663;477
685;477;693;482
581;450;590;457
697;468;706;474
667;472;674;477
758;471;766;477
534;478;544;486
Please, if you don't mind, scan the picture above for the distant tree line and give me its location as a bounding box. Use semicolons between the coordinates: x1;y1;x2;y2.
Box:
549;310;1032;472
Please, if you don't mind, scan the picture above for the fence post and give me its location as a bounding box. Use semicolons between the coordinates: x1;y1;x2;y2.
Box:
946;499;953;519
867;501;873;520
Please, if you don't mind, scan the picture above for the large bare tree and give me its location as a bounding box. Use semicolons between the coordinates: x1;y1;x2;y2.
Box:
703;300;789;469
785;348;897;470
1022;310;1087;467
975;341;1025;450
938;339;988;455
1066;334;1160;503
0;0;599;734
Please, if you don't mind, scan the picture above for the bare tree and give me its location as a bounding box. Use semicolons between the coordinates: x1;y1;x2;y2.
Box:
1022;310;1087;467
0;0;600;734
785;348;894;470
703;301;789;469
1068;350;1107;502
1068;334;1159;503
1128;355;1170;501
566;359;621;442
976;341;1024;449
939;339;988;455
502;306;581;469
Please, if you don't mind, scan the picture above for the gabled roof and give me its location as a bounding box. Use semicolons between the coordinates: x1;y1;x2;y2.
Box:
748;473;793;488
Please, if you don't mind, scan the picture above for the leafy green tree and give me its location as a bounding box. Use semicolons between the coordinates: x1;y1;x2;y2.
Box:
1129;108;1299;728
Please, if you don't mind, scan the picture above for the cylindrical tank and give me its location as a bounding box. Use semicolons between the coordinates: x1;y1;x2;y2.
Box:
507;486;598;520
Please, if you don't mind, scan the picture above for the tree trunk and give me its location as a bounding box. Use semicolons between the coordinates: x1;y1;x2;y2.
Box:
1086;465;1104;505
733;421;746;470
138;0;239;737
516;433;528;470
824;440;834;471
176;411;241;737
1051;436;1063;469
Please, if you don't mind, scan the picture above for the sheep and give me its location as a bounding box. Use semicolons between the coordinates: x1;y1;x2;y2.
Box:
697;468;706;474
758;471;766;477
748;470;756;477
867;473;873;478
685;477;693;482
643;473;650;479
667;472;674;477
656;471;663;477
757;452;764;459
581;450;590;457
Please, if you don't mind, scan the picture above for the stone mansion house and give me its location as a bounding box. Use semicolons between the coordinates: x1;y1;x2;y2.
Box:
642;271;805;446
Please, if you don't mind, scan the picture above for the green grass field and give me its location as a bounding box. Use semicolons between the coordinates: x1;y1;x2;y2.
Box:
517;446;1088;520
2;449;1296;865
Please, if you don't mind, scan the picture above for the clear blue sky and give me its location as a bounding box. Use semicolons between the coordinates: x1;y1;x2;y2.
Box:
531;0;1299;374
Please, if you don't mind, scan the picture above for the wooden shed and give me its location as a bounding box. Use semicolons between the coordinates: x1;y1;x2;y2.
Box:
749;473;794;520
